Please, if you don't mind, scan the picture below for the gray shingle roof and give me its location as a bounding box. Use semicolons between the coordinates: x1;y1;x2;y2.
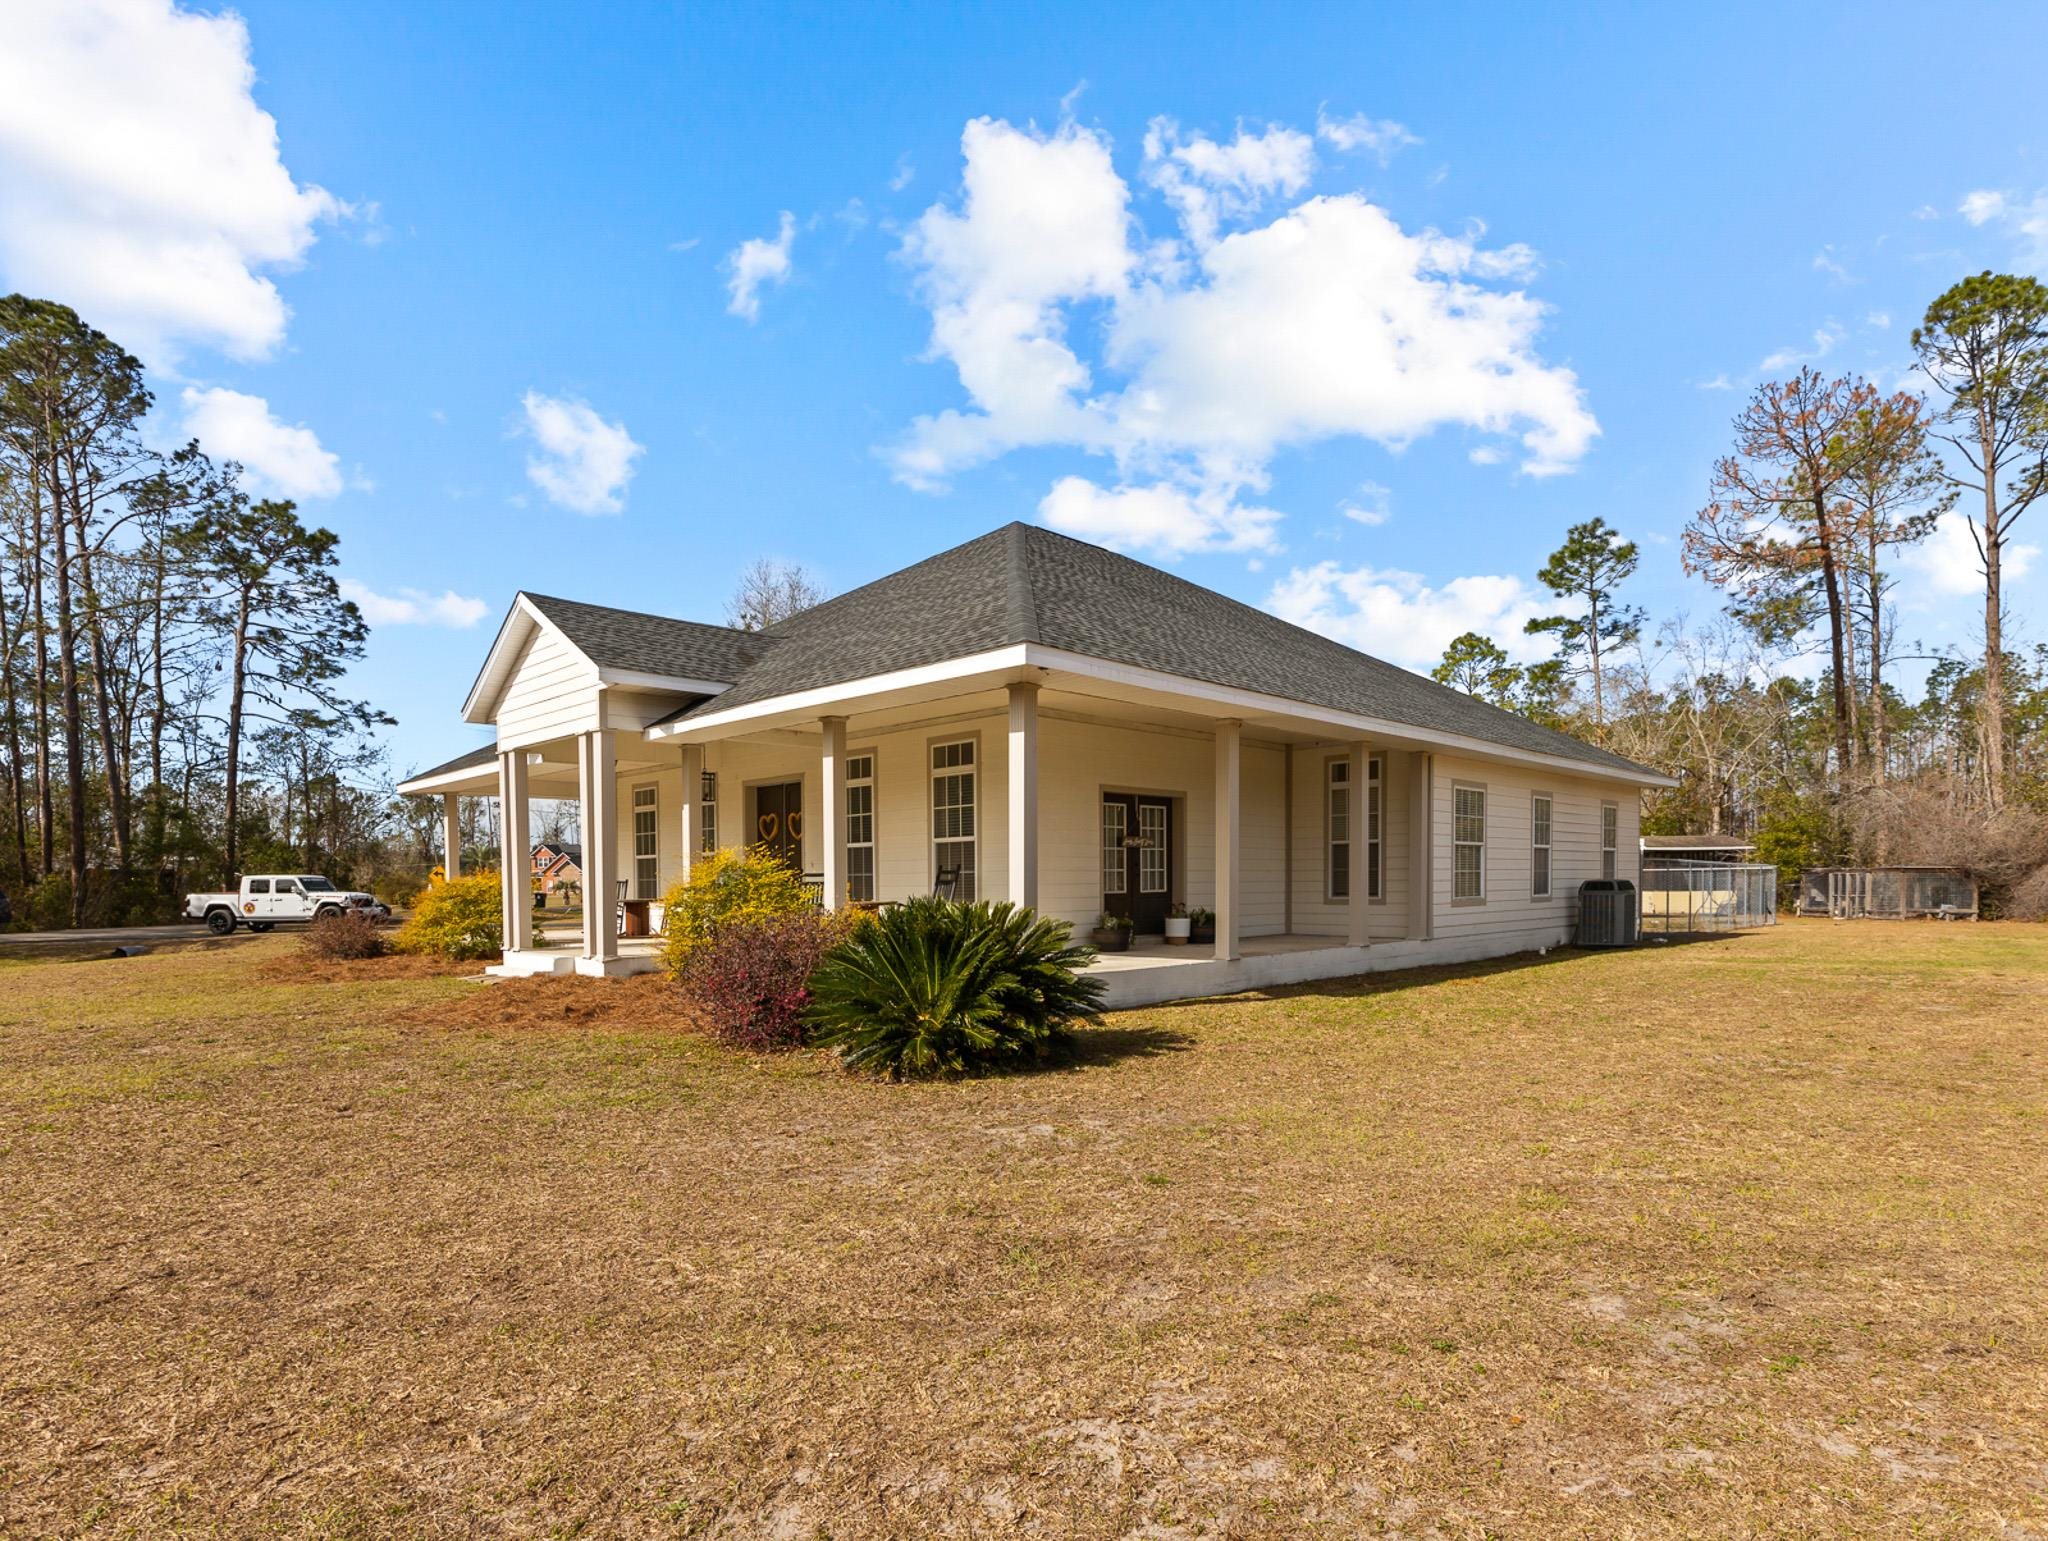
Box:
655;523;1660;779
522;592;768;682
405;742;499;782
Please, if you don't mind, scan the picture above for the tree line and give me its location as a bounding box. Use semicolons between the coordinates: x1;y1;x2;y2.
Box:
0;295;405;927
1432;271;2048;914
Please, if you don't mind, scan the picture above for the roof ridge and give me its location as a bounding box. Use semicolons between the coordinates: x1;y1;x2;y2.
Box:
1004;522;1041;643
522;591;751;638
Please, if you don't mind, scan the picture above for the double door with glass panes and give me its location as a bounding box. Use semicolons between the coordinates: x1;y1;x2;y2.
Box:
1101;793;1173;933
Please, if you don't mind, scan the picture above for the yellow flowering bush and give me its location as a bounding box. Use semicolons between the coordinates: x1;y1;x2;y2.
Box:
659;846;820;978
394;871;503;960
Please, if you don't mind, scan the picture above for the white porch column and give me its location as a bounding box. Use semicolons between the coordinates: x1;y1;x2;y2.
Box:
442;793;462;879
578;726;618;964
1007;682;1039;910
1213;719;1241;961
497;750;533;953
1348;740;1372;949
676;741;702;886
1407;752;1433;942
819;716;848;910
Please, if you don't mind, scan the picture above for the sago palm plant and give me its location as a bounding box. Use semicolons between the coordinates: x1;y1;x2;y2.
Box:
804;897;1105;1078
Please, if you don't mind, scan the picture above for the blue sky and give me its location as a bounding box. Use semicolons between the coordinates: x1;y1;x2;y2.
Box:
6;0;2047;773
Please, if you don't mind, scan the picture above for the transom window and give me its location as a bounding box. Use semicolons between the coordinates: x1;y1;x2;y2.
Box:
632;784;658;899
1326;756;1382;901
845;753;876;904
699;770;717;855
1531;793;1553;899
1601;802;1619;881
1101;799;1127;895
931;739;977;900
1454;785;1487;901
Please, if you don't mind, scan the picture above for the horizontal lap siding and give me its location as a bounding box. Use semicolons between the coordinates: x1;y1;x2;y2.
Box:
495;628;600;749
1040;718;1213;931
1430;754;1641;949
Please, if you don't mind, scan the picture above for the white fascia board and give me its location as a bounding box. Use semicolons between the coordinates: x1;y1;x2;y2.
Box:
1026;645;1681;789
644;645;1033;740
596;667;733;697
396;761;502;796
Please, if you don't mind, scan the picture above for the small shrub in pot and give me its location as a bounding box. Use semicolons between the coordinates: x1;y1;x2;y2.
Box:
1088;912;1135;952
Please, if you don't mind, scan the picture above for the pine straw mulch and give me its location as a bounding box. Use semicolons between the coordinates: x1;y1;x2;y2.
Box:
1;923;2045;1539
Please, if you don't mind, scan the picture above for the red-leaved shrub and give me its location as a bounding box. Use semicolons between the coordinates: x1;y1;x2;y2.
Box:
679;909;859;1051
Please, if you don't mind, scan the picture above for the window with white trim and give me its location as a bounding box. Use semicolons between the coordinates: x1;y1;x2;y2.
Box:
1327;759;1350;901
1601;802;1619;880
1454;784;1487;901
1366;756;1382;900
845;753;876;903
632;784;659;899
1531;793;1553;898
699;770;717;854
931;739;977;900
1101;800;1127;897
1327;756;1383;902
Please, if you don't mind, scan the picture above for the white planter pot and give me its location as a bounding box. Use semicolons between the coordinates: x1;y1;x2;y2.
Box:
1164;916;1192;944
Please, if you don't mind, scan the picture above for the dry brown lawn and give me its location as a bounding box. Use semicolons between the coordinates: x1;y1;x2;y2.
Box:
2;919;2045;1538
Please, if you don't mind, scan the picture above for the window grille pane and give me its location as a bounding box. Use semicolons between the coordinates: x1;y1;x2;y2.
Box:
1138;804;1168;893
1455;787;1485;846
1454;843;1483;899
1330;841;1349;900
1101;802;1127;895
847;846;875;903
1533;845;1550;897
936;839;976;900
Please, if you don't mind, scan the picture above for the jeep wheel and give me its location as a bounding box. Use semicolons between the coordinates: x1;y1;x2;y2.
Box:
206;909;235;936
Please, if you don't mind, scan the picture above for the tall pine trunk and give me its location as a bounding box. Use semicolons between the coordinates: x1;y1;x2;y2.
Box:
0;560;28;888
43;446;87;926
27;486;52;878
1978;409;2006;809
66;480;130;871
222;594;250;879
1811;486;1855;788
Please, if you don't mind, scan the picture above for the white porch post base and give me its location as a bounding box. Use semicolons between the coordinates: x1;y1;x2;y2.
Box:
1213;720;1241;961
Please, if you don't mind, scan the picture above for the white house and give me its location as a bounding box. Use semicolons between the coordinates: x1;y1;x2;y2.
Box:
397;523;1673;1006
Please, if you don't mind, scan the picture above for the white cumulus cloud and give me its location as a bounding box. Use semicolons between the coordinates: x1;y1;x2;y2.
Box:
0;0;343;366
1956;187;2048;265
725;211;796;321
1907;510;2038;598
1265;561;1552;669
179;386;342;499
1315;108;1420;165
340;579;487;629
890;114;1597;558
1040;475;1283;556
1143;118;1317;248
519;392;643;515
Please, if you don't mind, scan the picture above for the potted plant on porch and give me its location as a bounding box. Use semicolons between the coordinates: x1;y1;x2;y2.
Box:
1187;906;1215;945
1164;903;1192;945
1089;912;1135;953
